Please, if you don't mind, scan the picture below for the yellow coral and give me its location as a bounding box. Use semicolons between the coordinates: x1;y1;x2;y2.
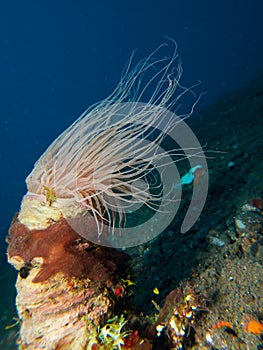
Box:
43;185;57;206
87;315;130;350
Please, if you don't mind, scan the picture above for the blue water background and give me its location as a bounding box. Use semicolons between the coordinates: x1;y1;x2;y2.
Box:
0;1;262;339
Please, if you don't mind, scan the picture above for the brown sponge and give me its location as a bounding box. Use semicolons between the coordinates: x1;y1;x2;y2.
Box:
8;215;129;283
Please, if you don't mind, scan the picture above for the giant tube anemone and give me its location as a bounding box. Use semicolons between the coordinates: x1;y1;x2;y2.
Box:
18;41;199;248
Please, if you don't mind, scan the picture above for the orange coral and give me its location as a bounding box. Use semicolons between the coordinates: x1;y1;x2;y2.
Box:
244;319;263;335
215;321;232;329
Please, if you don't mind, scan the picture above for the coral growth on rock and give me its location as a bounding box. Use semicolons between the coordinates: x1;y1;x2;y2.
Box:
7;216;130;349
154;283;205;349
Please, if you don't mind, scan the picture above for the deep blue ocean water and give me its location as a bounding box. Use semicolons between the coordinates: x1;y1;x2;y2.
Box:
0;1;262;347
